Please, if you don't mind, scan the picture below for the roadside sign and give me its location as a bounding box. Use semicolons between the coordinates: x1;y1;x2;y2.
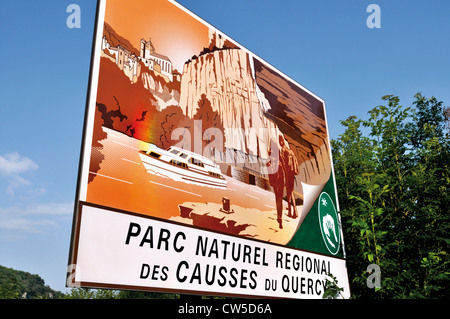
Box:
68;0;350;299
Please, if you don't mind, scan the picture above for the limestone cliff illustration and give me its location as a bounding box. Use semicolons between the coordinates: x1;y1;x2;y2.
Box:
89;21;332;243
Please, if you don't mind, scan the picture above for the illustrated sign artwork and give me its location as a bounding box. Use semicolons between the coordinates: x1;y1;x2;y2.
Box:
68;0;350;299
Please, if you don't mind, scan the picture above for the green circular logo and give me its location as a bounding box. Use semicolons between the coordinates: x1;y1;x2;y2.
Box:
318;192;340;255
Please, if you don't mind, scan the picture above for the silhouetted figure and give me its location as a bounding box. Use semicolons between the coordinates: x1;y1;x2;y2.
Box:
267;138;284;229
279;135;299;219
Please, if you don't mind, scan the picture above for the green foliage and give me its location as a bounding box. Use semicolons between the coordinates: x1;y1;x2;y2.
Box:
62;287;120;299
0;277;19;299
117;290;179;299
0;265;63;299
332;93;450;298
62;288;190;299
61;288;181;299
322;273;344;299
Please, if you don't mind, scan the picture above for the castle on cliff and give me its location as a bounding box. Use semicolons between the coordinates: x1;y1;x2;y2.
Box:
139;38;174;82
101;36;178;83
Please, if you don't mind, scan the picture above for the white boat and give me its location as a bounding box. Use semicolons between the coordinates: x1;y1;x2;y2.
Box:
139;144;227;188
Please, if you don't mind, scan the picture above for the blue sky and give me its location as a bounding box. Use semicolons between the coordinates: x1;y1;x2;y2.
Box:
0;0;449;293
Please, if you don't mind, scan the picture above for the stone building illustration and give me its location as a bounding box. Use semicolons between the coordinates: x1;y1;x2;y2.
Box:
101;36;175;83
101;36;141;83
140;38;173;82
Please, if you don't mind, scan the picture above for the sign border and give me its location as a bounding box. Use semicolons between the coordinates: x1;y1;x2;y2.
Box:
67;0;349;298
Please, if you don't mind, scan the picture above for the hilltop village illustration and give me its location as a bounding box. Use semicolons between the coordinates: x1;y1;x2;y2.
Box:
87;17;332;245
101;35;179;83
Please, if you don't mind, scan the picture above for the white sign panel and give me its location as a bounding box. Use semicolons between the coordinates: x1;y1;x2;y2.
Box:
71;202;350;298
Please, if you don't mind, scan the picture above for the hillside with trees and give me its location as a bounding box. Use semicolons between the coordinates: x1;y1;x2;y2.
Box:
0;265;64;299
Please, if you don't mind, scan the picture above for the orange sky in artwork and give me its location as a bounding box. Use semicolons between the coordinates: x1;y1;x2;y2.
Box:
104;0;210;71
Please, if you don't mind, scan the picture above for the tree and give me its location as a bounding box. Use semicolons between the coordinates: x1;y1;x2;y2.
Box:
0;277;19;299
331;116;379;293
332;93;449;298
62;288;119;299
405;93;450;298
117;290;179;299
62;288;180;299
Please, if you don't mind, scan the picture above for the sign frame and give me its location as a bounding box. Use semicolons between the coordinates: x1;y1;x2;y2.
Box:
67;0;350;299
